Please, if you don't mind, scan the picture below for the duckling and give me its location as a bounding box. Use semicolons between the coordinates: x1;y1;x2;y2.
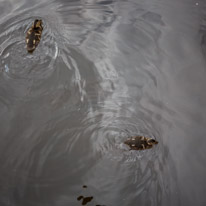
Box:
124;135;158;150
26;19;43;53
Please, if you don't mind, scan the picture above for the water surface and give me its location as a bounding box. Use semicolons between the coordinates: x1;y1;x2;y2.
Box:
0;0;206;205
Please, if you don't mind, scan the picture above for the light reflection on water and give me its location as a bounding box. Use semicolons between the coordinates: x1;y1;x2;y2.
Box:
0;0;206;206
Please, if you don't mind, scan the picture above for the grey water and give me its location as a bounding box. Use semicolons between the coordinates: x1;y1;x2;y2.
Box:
0;0;206;205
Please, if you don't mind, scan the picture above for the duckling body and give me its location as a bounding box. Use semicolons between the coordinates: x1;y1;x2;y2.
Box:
26;19;43;53
124;136;158;150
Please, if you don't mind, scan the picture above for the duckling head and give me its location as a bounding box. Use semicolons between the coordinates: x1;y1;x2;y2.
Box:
147;138;158;146
33;19;42;29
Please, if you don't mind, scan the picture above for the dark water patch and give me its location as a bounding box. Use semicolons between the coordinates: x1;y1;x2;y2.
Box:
200;16;206;59
142;11;165;26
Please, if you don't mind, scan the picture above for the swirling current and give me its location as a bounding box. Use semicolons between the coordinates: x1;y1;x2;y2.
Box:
0;0;206;206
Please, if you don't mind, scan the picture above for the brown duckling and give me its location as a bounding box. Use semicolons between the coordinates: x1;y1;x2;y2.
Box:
124;135;158;150
26;19;43;53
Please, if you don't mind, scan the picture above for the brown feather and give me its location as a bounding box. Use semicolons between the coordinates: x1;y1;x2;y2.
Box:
26;19;43;53
124;135;158;150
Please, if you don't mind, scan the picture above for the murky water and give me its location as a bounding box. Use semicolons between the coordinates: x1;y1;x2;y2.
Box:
0;0;206;205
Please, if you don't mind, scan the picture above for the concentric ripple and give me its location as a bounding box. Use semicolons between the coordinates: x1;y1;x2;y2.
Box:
0;16;58;80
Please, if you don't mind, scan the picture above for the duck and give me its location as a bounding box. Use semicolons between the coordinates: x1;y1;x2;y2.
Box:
124;135;158;150
26;19;43;53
